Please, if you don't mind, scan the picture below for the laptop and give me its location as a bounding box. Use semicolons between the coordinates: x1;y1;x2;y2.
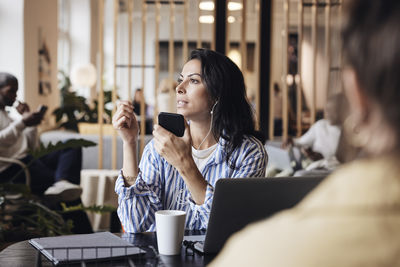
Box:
185;176;325;254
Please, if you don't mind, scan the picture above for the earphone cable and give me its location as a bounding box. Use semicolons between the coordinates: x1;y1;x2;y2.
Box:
196;101;217;150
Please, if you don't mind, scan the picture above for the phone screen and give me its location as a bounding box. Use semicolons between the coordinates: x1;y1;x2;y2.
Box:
158;112;185;137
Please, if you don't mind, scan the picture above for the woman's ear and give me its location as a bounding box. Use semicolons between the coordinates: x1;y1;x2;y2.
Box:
342;68;370;123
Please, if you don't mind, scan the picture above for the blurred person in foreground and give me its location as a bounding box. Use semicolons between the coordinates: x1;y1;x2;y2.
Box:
210;0;400;266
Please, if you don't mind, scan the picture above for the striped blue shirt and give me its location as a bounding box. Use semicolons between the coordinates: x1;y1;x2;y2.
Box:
115;135;268;233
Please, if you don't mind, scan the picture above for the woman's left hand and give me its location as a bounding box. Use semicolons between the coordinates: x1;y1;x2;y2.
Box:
153;119;193;171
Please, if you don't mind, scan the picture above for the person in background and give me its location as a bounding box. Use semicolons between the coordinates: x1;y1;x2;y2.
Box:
113;49;267;233
0;72;82;201
132;88;147;116
272;83;283;137
132;88;153;134
157;78;177;113
210;0;400;266
284;93;345;174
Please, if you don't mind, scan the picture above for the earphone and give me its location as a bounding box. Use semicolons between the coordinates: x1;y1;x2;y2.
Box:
210;100;219;114
197;100;219;150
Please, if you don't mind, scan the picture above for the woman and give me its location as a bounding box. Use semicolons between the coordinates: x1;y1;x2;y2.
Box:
210;0;400;266
113;49;267;233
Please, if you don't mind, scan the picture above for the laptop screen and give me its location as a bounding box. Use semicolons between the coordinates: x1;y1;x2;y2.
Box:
200;176;325;254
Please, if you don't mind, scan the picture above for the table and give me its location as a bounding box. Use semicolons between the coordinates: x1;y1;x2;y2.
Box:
0;231;217;266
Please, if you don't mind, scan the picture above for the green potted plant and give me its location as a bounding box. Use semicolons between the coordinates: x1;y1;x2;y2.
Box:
52;71;115;132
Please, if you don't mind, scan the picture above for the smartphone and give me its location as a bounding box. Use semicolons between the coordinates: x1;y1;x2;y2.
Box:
158;112;185;137
37;105;48;115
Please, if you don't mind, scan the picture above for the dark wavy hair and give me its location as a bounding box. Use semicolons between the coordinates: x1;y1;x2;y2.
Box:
189;49;265;163
342;0;400;145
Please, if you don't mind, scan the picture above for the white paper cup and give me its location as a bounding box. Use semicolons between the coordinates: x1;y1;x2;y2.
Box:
155;210;186;255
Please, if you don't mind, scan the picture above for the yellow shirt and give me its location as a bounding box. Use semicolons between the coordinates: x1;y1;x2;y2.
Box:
210;153;400;267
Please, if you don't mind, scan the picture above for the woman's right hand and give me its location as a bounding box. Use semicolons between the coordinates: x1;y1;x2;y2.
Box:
112;100;139;144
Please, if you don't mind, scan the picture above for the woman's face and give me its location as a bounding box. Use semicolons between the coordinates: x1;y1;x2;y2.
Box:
176;59;212;121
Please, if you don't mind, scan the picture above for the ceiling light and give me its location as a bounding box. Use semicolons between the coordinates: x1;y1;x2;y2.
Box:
228;2;243;11
227;16;236;23
199;1;215;11
199;15;214;24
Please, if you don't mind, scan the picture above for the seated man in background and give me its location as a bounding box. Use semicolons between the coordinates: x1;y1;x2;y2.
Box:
0;72;82;202
283;92;346;175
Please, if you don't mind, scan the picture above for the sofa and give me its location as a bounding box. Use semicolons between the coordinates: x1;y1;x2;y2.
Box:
40;130;153;170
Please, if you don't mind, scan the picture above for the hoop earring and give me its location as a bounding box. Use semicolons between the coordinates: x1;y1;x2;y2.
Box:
343;115;370;148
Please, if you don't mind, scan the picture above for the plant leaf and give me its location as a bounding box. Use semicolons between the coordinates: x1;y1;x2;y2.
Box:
60;202;116;214
29;138;97;158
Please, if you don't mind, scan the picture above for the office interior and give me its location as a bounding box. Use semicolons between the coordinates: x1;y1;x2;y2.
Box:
1;0;344;248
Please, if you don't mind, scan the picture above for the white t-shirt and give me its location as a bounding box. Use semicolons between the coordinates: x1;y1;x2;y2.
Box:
192;143;218;172
294;119;341;159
